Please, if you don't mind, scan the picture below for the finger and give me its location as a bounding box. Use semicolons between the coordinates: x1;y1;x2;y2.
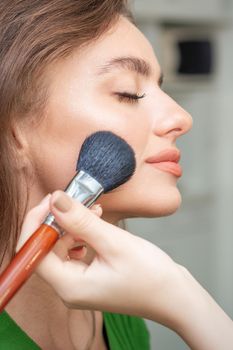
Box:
49;191;124;256
90;204;103;217
67;245;88;261
50;204;102;262
16;194;51;251
52;233;75;261
54;204;102;259
36;248;88;301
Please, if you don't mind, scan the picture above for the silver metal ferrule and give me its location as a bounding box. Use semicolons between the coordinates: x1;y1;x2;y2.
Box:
43;171;104;236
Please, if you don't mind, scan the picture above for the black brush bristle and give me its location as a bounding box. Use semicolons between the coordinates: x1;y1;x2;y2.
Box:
77;131;136;192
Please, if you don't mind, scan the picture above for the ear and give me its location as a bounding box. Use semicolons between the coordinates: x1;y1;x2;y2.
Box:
10;121;31;170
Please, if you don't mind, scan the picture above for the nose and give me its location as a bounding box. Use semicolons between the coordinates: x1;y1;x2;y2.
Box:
153;92;193;140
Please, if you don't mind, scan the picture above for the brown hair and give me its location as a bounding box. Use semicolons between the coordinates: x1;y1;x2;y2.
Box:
0;0;132;263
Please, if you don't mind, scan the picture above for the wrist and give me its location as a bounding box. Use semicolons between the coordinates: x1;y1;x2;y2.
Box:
172;267;233;350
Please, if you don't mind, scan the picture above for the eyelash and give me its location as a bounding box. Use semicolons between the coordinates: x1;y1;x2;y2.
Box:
116;92;146;104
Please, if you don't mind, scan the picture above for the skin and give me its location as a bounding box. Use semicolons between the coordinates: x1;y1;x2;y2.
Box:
23;16;192;222
6;16;193;350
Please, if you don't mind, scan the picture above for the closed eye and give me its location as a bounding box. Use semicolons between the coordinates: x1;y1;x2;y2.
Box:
115;92;146;104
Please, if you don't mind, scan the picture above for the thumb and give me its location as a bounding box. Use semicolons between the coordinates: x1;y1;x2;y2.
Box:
50;191;119;256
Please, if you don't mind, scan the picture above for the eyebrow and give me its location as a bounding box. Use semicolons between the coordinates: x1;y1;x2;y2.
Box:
98;56;164;87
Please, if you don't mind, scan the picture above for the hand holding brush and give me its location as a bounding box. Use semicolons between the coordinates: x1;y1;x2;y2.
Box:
25;190;233;350
0;131;136;312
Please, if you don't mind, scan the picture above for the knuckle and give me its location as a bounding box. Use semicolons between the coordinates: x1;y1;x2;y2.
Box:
59;283;83;309
25;206;39;220
59;289;76;308
56;281;75;304
25;203;47;222
177;264;189;275
62;299;74;309
69;206;96;235
60;289;76;306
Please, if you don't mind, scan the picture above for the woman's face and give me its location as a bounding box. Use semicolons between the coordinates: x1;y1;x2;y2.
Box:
25;17;192;223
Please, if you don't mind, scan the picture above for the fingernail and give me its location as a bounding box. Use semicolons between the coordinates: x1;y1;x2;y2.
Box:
91;204;102;216
52;191;72;213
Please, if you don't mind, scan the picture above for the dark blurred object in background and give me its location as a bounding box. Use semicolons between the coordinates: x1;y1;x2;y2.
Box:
178;39;213;75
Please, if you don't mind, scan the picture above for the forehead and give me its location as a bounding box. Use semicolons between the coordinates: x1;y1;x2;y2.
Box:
67;16;161;76
46;16;162;94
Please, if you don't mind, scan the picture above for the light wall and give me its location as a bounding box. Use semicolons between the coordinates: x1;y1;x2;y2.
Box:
126;1;233;349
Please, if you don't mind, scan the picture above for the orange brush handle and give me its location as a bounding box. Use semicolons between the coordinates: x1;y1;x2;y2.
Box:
0;224;59;313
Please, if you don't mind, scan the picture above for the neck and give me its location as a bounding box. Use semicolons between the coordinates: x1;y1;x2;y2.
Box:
5;272;102;350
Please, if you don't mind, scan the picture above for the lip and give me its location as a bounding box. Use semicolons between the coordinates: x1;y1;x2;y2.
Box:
145;149;182;177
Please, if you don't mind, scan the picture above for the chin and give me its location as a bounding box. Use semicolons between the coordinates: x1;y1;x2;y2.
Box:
147;187;182;217
100;186;182;221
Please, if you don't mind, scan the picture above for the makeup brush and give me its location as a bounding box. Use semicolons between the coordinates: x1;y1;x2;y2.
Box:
0;131;136;312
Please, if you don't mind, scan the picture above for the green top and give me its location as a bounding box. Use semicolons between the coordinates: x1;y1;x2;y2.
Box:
0;311;150;349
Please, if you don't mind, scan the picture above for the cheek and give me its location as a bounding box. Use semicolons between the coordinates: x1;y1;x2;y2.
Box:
28;88;151;197
29;137;79;193
27;115;90;193
48;75;152;170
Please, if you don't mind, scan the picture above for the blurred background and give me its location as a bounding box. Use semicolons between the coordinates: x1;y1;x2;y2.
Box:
126;0;233;348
